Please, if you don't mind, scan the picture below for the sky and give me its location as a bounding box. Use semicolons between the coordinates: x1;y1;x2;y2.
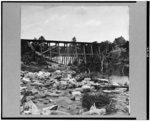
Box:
21;5;129;42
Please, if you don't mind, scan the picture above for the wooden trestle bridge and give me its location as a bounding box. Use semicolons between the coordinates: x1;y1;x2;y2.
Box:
21;39;102;65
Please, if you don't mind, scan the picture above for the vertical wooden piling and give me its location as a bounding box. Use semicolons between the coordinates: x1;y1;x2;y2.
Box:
67;43;69;65
40;43;42;53
64;43;66;65
56;43;57;63
57;43;59;63
98;45;100;54
61;44;63;64
91;45;93;57
65;44;67;65
68;44;70;64
83;45;86;64
58;43;60;56
40;43;43;59
75;44;78;59
69;44;72;63
49;43;51;60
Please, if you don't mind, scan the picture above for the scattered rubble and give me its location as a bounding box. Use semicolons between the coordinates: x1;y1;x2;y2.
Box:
20;65;129;115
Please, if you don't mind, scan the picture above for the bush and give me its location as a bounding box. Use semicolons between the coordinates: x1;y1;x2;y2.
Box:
82;92;111;111
105;99;118;115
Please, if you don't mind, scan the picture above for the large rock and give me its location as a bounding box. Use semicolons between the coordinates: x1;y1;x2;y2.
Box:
76;82;83;87
75;96;81;101
89;108;106;115
25;72;37;80
111;82;120;86
72;91;81;97
68;78;77;88
60;81;68;85
50;110;70;115
23;100;40;115
61;78;69;82
21;71;25;77
37;71;51;79
37;71;44;77
68;78;76;84
20;86;27;90
55;70;61;74
43;81;54;87
57;81;68;90
70;96;75;101
23;110;32;115
74;88;83;92
70;70;76;76
91;83;100;86
41;110;51;115
42;105;58;111
103;90;112;93
26;96;35;102
82;104;106;115
30;82;43;86
53;83;58;89
45;92;60;97
81;85;91;93
37;91;46;98
22;77;31;83
84;78;91;82
30;88;38;95
53;75;62;80
44;72;51;77
67;74;72;79
82;80;87;84
93;78;109;83
82;85;91;90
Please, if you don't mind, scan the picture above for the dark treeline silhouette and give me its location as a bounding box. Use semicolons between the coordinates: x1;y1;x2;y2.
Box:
21;35;129;76
70;36;129;76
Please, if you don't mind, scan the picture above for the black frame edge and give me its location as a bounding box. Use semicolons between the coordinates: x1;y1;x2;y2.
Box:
1;1;3;120
1;117;136;120
1;1;136;3
147;1;149;120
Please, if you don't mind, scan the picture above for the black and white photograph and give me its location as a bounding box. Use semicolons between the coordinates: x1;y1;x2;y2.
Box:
20;5;130;116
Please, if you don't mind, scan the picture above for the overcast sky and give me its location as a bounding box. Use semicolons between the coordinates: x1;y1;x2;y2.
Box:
21;5;129;42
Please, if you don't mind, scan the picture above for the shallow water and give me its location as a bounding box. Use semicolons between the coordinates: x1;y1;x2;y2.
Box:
109;75;129;86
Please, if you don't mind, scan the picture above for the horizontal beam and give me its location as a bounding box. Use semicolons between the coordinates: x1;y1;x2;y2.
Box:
21;39;100;45
44;52;98;55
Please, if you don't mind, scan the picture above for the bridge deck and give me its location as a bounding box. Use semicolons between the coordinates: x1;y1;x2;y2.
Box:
21;39;101;65
21;39;100;45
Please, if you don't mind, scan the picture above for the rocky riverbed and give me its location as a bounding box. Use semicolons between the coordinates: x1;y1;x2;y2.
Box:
20;64;129;116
